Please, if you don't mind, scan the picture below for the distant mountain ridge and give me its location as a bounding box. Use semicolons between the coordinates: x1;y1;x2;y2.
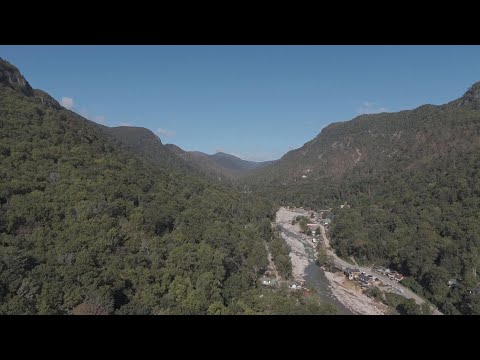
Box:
103;126;200;175
103;127;276;180
169;148;275;179
208;152;275;171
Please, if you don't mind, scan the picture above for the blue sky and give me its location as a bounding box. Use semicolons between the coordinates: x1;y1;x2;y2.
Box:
1;45;480;161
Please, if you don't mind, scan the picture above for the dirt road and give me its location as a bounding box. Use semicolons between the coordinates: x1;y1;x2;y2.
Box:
318;217;442;315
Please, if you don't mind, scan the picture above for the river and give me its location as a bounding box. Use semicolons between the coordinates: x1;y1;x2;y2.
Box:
304;262;353;315
276;212;353;315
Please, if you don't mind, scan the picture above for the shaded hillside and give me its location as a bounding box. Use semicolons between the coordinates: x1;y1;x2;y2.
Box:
103;129;228;182
104;126;198;175
208;152;275;172
165;146;233;180
247;81;480;315
250;96;480;186
247;82;480;210
162;146;275;180
104;127;273;181
0;58;335;315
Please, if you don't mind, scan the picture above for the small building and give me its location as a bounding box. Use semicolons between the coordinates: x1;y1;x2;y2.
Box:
376;267;392;275
345;268;361;280
387;271;404;282
373;266;386;274
358;273;370;285
469;287;480;295
393;273;404;282
447;278;460;288
340;202;350;209
260;277;278;287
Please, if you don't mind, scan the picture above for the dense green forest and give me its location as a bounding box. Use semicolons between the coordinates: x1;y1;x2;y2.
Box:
328;149;480;315
246;84;480;315
0;59;335;315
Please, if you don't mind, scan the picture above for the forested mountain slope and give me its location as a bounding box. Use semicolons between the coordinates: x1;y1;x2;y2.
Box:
207;152;275;172
247;82;480;314
250;84;480;186
104;126;273;181
104;126;200;175
165;147;275;180
165;145;240;181
0;58;334;315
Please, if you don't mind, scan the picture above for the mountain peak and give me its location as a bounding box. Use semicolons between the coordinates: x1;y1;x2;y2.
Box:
212;152;234;158
452;81;480;108
0;57;34;96
108;126;163;145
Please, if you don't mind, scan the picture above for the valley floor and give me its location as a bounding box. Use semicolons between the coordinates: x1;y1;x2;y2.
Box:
274;206;442;315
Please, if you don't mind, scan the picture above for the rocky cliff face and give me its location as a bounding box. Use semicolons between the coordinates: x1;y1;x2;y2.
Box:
0;57;34;96
32;89;62;110
450;81;480;108
0;58;62;110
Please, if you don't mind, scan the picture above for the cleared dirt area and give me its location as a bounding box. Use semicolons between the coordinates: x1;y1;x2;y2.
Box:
275;207;314;283
275;206;390;315
324;272;391;315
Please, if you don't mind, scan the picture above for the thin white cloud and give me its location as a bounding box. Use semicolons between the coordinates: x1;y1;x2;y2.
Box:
215;147;225;153
61;97;74;110
357;101;389;115
155;128;176;138
119;122;132;126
